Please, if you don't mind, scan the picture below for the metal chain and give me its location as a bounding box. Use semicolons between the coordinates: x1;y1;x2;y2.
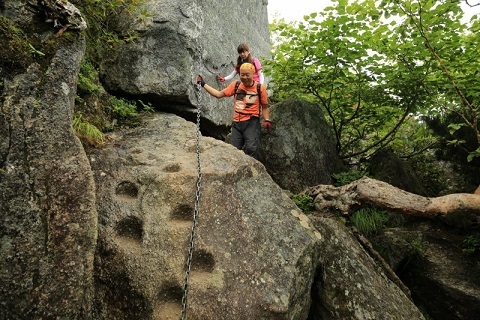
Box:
180;84;203;320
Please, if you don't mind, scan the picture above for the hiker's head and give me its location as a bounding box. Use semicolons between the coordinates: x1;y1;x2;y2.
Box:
237;43;250;59
239;63;255;85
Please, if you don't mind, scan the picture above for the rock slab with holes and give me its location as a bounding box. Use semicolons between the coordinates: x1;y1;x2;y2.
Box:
90;113;322;319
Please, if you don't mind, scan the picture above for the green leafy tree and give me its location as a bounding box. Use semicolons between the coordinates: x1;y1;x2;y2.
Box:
266;0;479;166
376;0;480;162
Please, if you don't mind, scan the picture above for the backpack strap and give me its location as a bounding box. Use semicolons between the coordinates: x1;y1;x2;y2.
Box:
234;80;240;95
257;82;262;117
257;82;261;103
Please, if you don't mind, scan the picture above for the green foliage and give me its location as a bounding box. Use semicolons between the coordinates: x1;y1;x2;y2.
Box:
72;0;153;139
267;0;480;165
138;99;154;113
76;0;151;65
78;59;103;94
28;44;45;57
106;96;139;124
462;233;480;255
332;170;367;186
350;207;389;236
267;1;415;162
75;94;152;135
389;117;438;160
108;96;139;119
0;16;33;75
72;114;105;146
410;240;428;256
291;194;315;213
71;0;153;141
467;147;480;163
424;112;480;169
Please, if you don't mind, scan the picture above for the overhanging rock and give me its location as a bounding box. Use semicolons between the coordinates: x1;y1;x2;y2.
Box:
100;0;271;138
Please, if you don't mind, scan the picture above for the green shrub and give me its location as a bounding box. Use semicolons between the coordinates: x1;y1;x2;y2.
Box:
78;0;151;64
332;170;367;186
72;0;152;136
350;207;389;236
291;194;315;213
410;240;428;256
462;233;480;255
78;59;103;94
72;114;104;146
138;99;154;113
107;96;139;122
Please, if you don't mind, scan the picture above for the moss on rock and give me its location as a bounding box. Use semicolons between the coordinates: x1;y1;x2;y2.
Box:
0;16;33;77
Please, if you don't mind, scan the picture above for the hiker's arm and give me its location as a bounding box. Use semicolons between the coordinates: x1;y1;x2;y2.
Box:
262;105;270;120
224;70;237;81
204;84;226;98
262;105;272;131
258;69;265;84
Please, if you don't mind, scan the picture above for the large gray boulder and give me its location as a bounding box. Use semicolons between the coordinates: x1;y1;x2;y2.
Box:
310;217;425;320
99;0;271;138
89;113;426;319
261;99;344;194
368;148;429;196
90;113;321;319
0;31;97;319
397;223;480;320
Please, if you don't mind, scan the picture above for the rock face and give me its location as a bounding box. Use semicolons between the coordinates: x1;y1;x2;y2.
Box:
310;217;425;320
0;33;97;319
396;223;480;320
90;113;321;319
100;0;271;138
368;148;429;196
261;99;344;193
89;113;427;320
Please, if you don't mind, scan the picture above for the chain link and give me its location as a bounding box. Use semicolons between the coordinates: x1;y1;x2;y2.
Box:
180;85;203;320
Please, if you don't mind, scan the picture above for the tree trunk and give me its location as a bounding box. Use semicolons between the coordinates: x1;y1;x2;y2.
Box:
304;177;480;227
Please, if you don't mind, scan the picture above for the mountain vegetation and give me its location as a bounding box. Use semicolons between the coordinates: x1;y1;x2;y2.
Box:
266;0;480;181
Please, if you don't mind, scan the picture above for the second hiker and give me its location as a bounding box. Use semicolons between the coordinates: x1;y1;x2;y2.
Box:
217;43;265;84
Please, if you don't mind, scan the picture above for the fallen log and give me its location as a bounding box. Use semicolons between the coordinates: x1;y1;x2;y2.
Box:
304;177;480;227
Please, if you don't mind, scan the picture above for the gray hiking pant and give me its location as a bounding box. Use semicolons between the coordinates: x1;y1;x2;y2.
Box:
230;117;261;160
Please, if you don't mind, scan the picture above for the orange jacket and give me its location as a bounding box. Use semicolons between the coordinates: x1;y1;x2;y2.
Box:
223;81;268;122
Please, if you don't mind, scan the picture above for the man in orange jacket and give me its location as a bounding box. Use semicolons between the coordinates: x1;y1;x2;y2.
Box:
196;63;271;160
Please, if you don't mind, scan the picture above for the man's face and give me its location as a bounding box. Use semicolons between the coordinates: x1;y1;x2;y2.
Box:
240;70;254;85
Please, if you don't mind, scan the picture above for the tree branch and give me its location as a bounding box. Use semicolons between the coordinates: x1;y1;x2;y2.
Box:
342;95;415;159
304;177;480;227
